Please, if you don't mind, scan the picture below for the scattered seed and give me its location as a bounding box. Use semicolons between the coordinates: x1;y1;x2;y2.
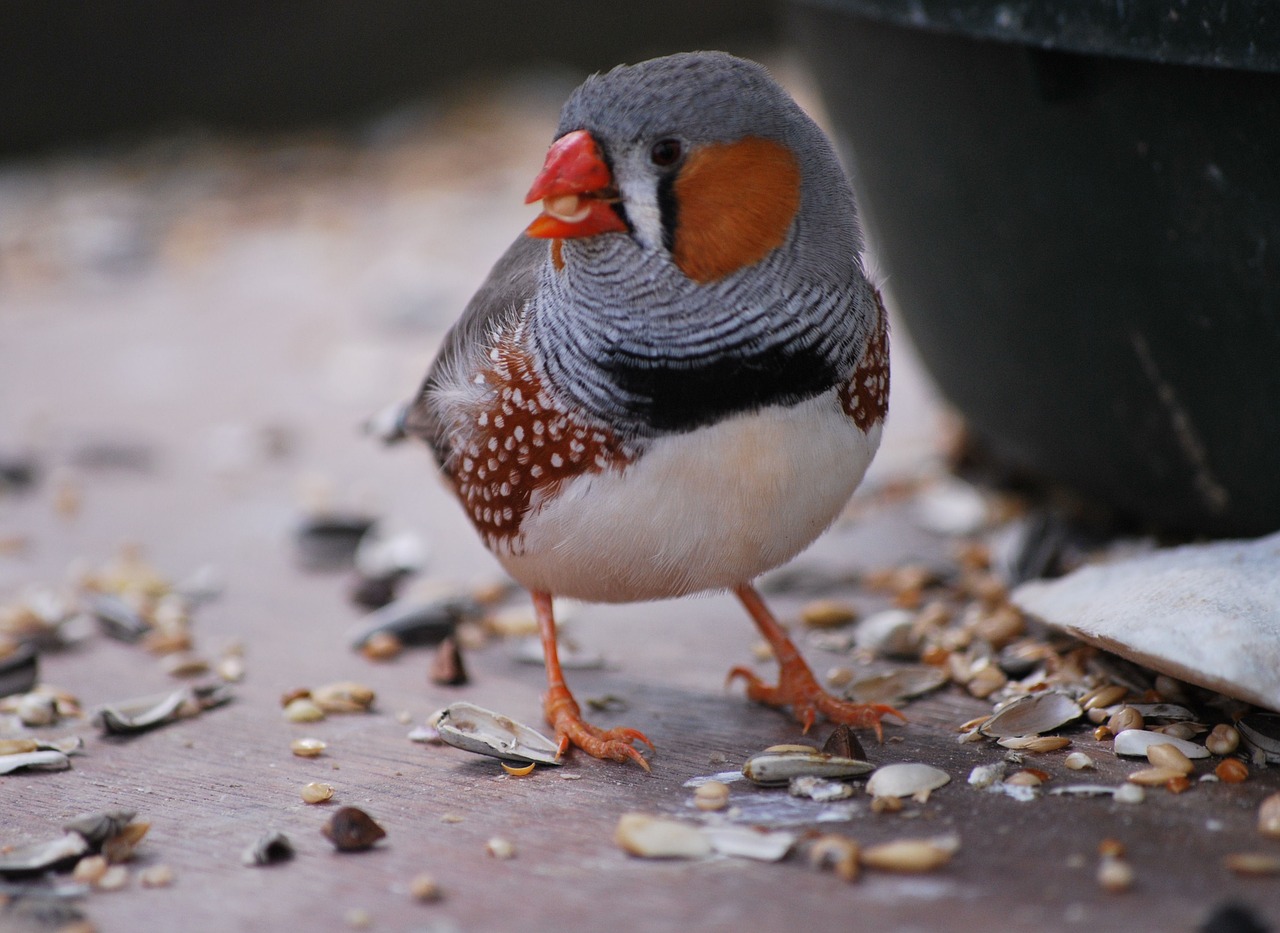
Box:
322;807;386;852
1005;770;1044;787
0;738;39;756
1081;684;1128;711
302;782;335;804
1216;758;1249;783
800;600;857;629
1258;793;1280;839
1097;856;1134;893
1126;766;1186;786
1207;724;1241;756
284;698;326;723
64;810;136;847
243;831;295;866
410;872;442;903
97;865;129;891
501;761;536;777
870;795;904;814
980;692;1082;738
1094;726;1114;742
966;665;1008;699
280;687;311;707
216;655;246;682
160;652;209;678
312;681;375;714
1107;707;1144;734
1064;752;1095;771
1112;729;1208;759
72;855;109;884
693;780;731;811
1098;838;1126;858
291;738;327;758
428;636;468;687
17;693;58;727
860;836;958;873
1114;783;1146;804
809;835;859;882
1146;743;1194;775
822;723;866;761
866;763;950;800
361;631;403;662
826;667;854;689
139;864;174;888
1166;775;1192;794
103;822;150;864
614;813;711;859
485;837;516;860
1226;853;1280;876
997;735;1070;753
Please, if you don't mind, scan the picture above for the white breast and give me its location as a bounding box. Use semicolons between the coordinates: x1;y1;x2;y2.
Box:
496;389;880;603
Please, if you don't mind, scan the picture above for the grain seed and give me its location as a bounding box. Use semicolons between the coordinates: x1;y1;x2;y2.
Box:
809;835;859;882
614;813;711;859
103;822;150;864
1064;752;1095;771
283;698;326;723
138;864;174;888
301;782;335;804
693;780;731;811
1226;853;1280;876
1216;758;1249;783
1206;724;1241;756
1258;793;1280;839
1126;766;1186;786
322;807;386;852
1097;856;1134;893
312;681;375;714
485;837;516;859
1107;707;1144;733
1114;783;1146;804
860;835;958;873
410;872;442;902
800;599;857;629
361;631;403;662
1145;743;1194;775
997;735;1070;753
501;762;536;777
72;855;109;884
291;738;327;758
1081;684;1127;711
96;865;129;891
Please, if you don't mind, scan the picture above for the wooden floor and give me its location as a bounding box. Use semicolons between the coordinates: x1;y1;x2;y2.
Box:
2;69;1278;933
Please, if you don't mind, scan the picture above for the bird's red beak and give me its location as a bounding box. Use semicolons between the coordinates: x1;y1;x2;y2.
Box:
524;130;627;239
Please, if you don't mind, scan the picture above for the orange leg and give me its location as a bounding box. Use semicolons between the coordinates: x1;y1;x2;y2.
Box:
533;591;653;770
726;583;905;741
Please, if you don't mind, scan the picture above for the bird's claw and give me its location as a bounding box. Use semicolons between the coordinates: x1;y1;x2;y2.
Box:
727;665;905;742
544;685;653;771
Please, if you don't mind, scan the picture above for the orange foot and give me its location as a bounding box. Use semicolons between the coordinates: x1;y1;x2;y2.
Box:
532;589;653;770
729;583;905;741
544;684;653;771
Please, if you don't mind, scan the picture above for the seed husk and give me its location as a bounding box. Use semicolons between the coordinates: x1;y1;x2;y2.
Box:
160;651;209;678
0;738;39;756
860;836;958;873
243;830;295;866
0;749;71;774
1225;853;1280;876
1216;758;1249;783
790;775;855;801
866;763;950;800
614;813;711;859
64;810;137;848
809;835;859;882
1258;793;1280;838
1112;729;1209;759
138;864;175;888
1114;783;1146;804
301;782;335;804
1145;743;1194;775
703;826;796;862
322;807;386;852
95;684;231;734
693;780;731;811
485;837;516;859
822;723;866;761
291;737;327;758
501;761;536;777
980;692;1082;738
0;833;89;878
1005;769;1045;787
1206;724;1241;756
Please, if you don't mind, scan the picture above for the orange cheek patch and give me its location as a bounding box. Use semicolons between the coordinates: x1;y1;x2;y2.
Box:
672;137;802;283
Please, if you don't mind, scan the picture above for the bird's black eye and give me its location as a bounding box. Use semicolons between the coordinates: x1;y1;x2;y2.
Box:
649;138;683;167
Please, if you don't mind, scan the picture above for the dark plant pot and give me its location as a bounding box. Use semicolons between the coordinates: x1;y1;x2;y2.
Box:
789;0;1280;536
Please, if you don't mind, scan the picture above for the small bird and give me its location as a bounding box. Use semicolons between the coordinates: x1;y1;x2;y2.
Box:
400;51;898;769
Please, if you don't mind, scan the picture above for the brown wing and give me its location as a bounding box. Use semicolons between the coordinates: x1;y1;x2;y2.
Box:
401;234;547;468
